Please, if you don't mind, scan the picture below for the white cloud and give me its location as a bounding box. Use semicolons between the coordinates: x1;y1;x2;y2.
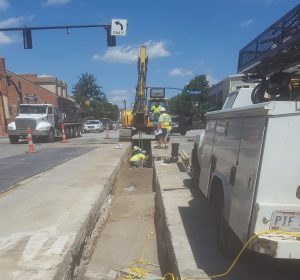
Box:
0;32;12;44
241;19;254;27
0;0;9;11
107;89;134;107
146;40;170;58
0;16;34;45
94;45;138;64
38;74;53;77
0;16;25;28
169;68;193;77
94;40;170;64
206;74;219;86
45;0;71;6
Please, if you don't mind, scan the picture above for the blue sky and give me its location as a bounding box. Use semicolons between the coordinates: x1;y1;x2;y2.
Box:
0;0;299;107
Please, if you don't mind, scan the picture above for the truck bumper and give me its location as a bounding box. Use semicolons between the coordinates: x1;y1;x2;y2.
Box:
8;130;49;137
251;233;300;258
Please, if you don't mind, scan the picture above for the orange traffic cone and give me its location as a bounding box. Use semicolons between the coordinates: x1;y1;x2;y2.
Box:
27;127;36;153
61;123;68;143
104;124;110;139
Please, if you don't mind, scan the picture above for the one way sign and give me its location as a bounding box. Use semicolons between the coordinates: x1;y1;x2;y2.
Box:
111;19;127;36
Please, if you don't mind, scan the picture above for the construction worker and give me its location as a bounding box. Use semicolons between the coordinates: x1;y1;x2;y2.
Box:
129;150;148;167
150;102;162;123
132;145;142;155
157;107;172;149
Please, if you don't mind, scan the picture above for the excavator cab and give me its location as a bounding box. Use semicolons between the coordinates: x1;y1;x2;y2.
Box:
147;87;168;124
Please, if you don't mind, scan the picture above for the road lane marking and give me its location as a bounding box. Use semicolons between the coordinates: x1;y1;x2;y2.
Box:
22;233;48;262
44;235;70;256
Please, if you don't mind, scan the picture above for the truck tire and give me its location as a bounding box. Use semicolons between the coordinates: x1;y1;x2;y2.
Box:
216;202;241;258
77;127;82;137
47;129;55;143
73;127;78;138
9;135;19;144
73;127;77;138
65;128;70;139
190;146;200;188
69;127;74;139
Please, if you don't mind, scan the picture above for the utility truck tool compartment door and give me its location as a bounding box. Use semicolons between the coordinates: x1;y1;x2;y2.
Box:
228;117;266;242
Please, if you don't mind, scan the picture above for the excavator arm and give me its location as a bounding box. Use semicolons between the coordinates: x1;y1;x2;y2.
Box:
119;46;149;141
133;45;148;128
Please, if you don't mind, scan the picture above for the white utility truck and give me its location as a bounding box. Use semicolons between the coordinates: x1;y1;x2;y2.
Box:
7;98;83;144
191;4;300;258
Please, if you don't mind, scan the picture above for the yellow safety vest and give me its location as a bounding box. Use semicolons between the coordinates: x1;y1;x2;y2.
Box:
130;153;145;163
158;113;171;129
151;105;161;114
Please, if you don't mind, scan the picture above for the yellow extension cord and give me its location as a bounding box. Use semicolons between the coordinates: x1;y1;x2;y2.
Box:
119;229;300;280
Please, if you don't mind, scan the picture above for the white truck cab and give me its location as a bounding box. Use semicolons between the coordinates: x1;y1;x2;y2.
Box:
7;104;58;143
192;88;300;258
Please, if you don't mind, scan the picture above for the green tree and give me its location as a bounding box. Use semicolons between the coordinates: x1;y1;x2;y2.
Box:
72;72;106;102
188;74;211;113
169;74;211;115
72;73;119;120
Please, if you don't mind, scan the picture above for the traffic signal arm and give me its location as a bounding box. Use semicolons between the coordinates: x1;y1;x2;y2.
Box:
0;23;116;49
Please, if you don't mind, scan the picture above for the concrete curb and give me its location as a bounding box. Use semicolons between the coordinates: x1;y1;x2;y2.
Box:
0;143;131;280
153;143;210;279
56;144;131;279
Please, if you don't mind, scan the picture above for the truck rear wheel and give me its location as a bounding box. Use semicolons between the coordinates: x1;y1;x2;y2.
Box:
69;127;74;139
65;128;70;139
190;146;200;188
216;202;241;258
77;127;82;137
73;127;77;138
9;135;19;144
73;127;78;138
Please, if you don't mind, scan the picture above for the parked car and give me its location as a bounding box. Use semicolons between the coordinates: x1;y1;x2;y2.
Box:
83;120;104;133
101;118;113;130
170;115;192;135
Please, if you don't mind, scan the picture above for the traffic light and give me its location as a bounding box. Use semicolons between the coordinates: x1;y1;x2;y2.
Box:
106;25;116;47
23;28;32;49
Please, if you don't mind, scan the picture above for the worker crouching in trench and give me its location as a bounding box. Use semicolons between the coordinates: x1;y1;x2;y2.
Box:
129;146;149;168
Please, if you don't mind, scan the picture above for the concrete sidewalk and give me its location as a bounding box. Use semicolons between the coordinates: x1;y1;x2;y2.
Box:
0;143;130;280
152;143;211;279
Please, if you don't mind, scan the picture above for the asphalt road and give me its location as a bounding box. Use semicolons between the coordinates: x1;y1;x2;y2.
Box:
0;130;120;194
0;146;96;194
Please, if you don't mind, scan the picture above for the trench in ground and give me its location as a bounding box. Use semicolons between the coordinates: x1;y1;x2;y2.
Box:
82;139;171;279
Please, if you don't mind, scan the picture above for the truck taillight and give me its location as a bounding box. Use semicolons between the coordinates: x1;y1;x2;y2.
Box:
296;186;300;199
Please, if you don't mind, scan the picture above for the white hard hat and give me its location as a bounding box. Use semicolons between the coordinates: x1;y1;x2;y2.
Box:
160;107;166;112
133;146;140;151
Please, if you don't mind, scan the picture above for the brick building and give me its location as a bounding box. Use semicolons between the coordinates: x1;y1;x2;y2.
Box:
18;74;68;98
0;57;68;136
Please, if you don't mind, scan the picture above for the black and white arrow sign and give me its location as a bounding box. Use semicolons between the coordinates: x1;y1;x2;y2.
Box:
111;19;127;36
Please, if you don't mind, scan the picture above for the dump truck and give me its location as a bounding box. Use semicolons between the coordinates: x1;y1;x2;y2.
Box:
191;5;300;259
7;97;83;143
